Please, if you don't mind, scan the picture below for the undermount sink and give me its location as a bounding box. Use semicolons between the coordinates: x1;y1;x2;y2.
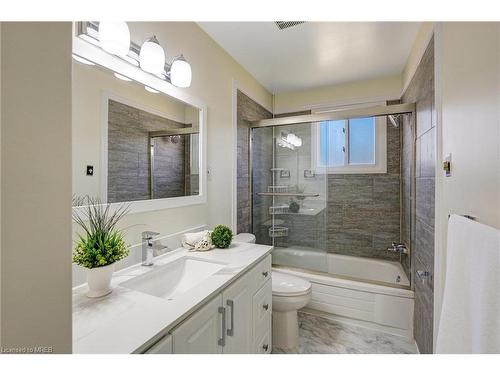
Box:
120;257;226;300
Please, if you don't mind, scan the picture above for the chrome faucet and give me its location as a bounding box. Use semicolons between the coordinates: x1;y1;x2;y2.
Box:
142;231;159;266
387;242;409;255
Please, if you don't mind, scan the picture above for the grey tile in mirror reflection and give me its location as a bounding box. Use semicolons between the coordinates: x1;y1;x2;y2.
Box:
107;100;199;203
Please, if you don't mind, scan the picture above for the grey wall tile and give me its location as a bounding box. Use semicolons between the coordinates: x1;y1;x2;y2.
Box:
401;36;435;354
107;100;194;203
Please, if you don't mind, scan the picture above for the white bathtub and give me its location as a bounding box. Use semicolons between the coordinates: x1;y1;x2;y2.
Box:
272;247;415;338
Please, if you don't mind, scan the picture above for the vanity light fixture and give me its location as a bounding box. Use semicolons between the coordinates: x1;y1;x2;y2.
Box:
98;22;131;57
139;36;166;75
145;86;160;94
72;54;95;66
78;22;193;89
169;55;192;88
114;73;132;81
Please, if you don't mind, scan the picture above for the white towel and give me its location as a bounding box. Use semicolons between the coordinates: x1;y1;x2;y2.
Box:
436;214;500;353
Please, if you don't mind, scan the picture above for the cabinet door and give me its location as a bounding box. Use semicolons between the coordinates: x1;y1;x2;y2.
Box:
144;334;173;354
172;295;223;354
222;272;253;353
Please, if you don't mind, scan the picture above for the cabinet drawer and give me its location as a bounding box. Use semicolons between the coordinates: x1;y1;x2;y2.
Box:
252;279;272;341
144;334;173;354
248;254;271;291
254;328;271;354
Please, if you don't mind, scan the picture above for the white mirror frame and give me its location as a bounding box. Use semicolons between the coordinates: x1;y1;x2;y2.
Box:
73;31;207;214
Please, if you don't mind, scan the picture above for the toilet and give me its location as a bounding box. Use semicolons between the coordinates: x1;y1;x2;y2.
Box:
233;233;312;349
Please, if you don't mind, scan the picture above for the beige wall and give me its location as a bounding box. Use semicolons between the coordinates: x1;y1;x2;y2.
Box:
274;74;401;113
90;22;272;249
1;23;73;353
72;62;191;200
434;22;500;344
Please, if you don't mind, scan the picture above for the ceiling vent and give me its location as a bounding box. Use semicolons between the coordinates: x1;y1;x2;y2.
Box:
274;21;305;31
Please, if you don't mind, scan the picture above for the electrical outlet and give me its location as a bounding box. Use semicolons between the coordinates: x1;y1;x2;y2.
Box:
86;165;94;176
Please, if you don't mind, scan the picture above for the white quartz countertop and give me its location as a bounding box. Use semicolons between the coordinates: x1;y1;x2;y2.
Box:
72;242;273;354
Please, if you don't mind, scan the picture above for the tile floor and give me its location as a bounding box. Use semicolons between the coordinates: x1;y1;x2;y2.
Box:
272;311;418;354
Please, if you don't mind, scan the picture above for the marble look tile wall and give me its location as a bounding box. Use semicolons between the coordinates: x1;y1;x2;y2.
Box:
107;100;191;203
236;91;272;235
401;36;435;354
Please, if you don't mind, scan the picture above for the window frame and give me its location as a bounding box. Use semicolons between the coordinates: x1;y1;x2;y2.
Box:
311;115;387;174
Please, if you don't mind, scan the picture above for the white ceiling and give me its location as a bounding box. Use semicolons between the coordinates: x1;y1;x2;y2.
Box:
198;22;421;93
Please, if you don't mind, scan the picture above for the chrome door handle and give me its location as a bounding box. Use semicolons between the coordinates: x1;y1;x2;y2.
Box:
218;306;226;347
262;271;269;277
416;270;431;284
262;303;269;311
226;300;234;337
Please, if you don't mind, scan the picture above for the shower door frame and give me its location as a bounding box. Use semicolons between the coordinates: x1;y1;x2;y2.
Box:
248;102;417;289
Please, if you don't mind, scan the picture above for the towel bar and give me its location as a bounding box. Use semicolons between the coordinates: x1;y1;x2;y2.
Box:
448;214;477;221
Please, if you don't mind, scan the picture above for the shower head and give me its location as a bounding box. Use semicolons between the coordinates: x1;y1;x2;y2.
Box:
388;114;402;128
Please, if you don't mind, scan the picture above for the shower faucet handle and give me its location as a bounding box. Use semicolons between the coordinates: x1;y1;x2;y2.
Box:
387;242;408;255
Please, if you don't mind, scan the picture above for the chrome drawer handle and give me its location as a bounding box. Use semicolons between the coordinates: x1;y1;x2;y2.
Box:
262;303;269;311
262;271;269;277
226;299;234;337
262;344;269;352
218;306;226;347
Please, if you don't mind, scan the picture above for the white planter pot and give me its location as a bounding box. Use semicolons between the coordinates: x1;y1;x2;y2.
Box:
86;263;115;298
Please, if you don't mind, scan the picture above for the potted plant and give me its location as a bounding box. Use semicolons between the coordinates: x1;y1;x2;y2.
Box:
72;196;130;298
211;225;233;249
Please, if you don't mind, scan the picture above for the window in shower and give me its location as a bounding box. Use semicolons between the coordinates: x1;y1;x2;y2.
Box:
313;116;387;174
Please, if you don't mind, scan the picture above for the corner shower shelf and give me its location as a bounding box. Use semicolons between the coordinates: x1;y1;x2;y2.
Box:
257;192;320;198
267;185;288;193
269;205;289;215
269;226;289;238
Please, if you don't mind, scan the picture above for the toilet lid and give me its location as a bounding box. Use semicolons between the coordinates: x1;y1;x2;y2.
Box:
272;272;311;297
233;233;256;243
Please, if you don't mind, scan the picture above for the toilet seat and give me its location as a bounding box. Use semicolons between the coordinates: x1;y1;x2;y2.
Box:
272;271;312;297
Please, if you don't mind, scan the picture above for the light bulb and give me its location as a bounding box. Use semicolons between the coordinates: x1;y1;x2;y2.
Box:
170;55;192;88
98;22;130;57
139;36;165;75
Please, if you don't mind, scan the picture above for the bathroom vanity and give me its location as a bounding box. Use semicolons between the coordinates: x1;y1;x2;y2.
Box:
72;242;272;354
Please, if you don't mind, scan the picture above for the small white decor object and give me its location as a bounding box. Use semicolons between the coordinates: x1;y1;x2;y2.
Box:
86;263;115;298
98;22;131;57
139;36;165;75
193;231;215;252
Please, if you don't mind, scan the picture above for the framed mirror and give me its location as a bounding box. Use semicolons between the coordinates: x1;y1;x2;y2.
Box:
72;25;207;213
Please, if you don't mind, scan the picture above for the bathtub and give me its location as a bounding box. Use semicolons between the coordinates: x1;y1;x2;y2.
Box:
272;247;415;338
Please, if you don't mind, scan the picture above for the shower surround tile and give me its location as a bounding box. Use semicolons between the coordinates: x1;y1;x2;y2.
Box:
236;91;272;235
272;311;417;354
401;36;435;354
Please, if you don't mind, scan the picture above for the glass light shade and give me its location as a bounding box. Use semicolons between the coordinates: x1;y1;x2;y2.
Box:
170;55;192;88
98;22;130;57
139;36;165;75
114;73;132;81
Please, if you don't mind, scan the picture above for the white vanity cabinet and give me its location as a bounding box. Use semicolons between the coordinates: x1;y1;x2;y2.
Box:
169;255;272;354
171;295;223;354
144;334;173;354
